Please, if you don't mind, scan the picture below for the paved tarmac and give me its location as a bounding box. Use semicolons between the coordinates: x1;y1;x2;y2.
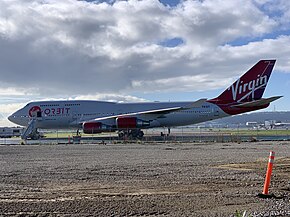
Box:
1;142;290;216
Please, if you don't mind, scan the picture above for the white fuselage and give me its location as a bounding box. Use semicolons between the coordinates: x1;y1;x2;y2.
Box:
8;100;228;129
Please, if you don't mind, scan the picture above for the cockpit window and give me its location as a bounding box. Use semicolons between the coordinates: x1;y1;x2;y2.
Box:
25;103;31;108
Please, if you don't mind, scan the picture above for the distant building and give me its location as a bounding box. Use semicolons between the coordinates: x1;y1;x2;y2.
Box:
0;127;24;138
204;111;290;128
246;121;258;127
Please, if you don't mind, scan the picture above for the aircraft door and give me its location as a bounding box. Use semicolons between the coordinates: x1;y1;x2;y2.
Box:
68;107;78;126
37;111;42;118
71;111;78;125
214;106;219;117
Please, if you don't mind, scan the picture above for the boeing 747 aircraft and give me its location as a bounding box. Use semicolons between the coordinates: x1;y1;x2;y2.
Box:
8;60;281;139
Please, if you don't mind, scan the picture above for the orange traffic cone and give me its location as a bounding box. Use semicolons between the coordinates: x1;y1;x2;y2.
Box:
258;151;275;198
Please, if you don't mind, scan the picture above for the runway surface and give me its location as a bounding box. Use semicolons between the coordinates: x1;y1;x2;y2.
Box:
1;142;290;216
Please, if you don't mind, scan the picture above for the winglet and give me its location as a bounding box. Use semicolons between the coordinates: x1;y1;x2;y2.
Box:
183;98;207;109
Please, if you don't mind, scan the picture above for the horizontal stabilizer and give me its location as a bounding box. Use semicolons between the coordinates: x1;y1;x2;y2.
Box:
232;96;283;108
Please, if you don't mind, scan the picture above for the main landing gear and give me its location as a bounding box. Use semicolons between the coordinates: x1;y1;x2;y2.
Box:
118;129;144;140
29;129;42;140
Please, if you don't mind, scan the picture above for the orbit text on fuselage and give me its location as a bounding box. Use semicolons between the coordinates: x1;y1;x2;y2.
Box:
43;107;71;115
230;74;268;101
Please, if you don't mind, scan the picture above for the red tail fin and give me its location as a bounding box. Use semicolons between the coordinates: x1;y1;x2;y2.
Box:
209;60;276;104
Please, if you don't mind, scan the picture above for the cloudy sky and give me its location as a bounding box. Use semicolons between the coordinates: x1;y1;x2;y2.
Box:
1;0;290;126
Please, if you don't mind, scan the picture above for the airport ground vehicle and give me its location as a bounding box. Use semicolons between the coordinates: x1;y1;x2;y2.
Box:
0;127;24;138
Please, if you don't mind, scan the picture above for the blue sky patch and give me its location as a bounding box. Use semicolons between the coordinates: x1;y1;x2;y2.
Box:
159;0;181;7
158;37;184;47
227;29;290;46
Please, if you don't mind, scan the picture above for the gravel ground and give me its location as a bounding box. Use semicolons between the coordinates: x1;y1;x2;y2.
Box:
1;141;290;216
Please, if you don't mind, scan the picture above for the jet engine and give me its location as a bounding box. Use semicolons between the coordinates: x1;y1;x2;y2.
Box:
82;122;111;134
116;117;150;129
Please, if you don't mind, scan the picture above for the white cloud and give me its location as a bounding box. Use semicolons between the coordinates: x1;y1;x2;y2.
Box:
72;93;148;102
0;102;26;127
219;36;290;72
0;119;15;127
132;74;233;92
0;0;289;99
0;87;37;96
0;103;26;115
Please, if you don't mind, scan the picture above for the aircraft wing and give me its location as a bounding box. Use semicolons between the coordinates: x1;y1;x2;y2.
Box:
232;96;282;108
84;98;207;123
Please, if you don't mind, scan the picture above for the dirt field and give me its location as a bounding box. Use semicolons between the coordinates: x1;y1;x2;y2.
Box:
1;141;290;216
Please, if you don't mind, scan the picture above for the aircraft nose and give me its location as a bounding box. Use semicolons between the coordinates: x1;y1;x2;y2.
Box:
8;114;15;123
